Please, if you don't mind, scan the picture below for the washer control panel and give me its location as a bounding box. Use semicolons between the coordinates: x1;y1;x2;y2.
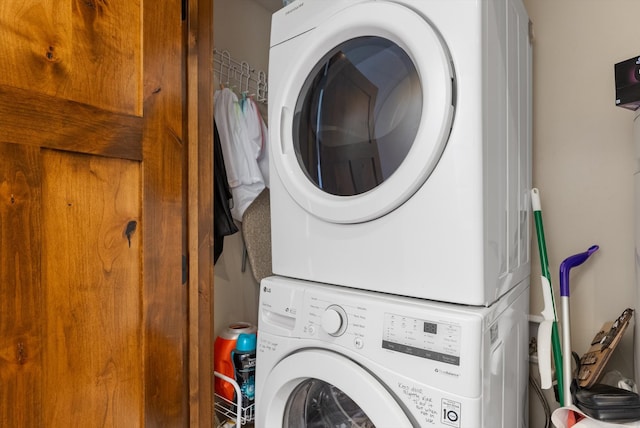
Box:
301;287;465;368
382;313;461;365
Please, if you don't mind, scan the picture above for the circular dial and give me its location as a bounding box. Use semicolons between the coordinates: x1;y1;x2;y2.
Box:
321;305;348;337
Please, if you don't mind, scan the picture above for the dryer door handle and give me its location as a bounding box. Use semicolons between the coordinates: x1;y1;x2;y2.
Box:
279;106;290;154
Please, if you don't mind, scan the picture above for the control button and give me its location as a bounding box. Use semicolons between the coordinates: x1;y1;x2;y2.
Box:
354;337;364;349
307;325;316;335
321;305;348;336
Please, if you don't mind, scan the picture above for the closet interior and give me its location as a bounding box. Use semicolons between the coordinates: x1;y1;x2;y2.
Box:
213;0;281;426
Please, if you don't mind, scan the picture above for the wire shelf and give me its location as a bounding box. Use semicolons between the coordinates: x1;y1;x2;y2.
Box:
214;49;268;104
213;371;255;428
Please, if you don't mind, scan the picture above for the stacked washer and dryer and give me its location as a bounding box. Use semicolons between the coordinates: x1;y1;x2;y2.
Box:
256;1;532;427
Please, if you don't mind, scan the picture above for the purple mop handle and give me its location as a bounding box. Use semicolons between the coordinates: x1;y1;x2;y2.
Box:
559;245;599;297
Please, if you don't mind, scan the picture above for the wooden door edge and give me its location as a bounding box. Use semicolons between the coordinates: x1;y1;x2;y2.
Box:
186;0;215;426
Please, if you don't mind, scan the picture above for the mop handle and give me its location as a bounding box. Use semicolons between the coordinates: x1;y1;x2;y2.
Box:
561;295;572;407
559;245;599;407
559;245;600;297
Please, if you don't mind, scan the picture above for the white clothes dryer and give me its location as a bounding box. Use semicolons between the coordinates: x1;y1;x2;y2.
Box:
268;0;532;305
255;275;530;427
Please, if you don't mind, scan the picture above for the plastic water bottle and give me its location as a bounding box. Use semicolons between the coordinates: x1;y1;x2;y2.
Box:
232;332;257;408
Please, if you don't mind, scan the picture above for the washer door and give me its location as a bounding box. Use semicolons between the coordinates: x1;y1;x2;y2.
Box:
258;350;413;427
272;1;454;223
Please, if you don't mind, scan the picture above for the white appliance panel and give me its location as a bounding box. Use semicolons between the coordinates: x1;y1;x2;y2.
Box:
268;0;532;305
255;276;530;427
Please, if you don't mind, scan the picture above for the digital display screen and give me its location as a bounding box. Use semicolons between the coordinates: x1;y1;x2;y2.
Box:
423;322;438;335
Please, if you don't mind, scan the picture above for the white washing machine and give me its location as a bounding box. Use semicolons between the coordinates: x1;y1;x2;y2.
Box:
268;0;532;305
255;276;530;427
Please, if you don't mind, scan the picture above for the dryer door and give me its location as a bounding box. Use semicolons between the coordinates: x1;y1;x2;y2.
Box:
271;1;454;224
257;349;413;427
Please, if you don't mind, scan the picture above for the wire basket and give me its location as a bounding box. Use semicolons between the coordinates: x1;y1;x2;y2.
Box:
214;371;255;428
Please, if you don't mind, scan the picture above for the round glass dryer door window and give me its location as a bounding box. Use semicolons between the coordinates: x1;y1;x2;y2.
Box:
272;1;454;223
294;37;421;197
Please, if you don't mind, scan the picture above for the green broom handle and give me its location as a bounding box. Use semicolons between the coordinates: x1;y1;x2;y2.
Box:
532;189;564;406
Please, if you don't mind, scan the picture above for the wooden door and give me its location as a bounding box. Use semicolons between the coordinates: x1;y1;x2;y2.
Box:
0;1;213;426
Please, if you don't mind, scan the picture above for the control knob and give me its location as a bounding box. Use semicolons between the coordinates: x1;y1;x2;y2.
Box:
321;304;348;336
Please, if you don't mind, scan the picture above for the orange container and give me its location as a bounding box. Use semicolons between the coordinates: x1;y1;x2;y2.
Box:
214;322;257;401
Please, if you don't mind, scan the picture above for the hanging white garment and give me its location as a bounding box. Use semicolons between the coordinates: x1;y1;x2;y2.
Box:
242;97;270;188
214;87;268;221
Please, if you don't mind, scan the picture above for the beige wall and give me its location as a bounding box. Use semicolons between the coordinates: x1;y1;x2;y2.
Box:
213;0;274;339
525;0;640;424
214;0;272;74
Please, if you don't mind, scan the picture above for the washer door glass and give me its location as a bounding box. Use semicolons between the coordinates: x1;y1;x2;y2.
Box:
257;349;413;427
270;1;454;223
284;379;374;428
294;37;420;197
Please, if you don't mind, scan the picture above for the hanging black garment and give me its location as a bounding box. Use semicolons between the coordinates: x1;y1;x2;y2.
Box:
214;120;239;263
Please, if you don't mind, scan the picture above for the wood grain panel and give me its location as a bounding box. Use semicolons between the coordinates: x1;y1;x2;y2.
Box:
142;0;187;425
41;149;143;426
0;84;143;161
187;0;214;425
0;0;198;425
0;0;142;115
0;144;43;427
